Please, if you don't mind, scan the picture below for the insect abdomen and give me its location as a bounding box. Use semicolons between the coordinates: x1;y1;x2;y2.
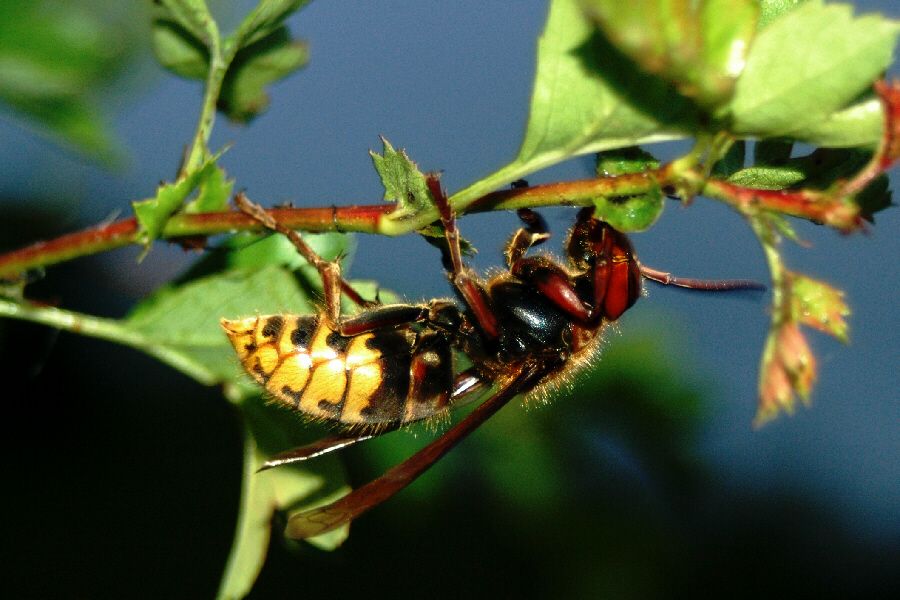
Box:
221;314;453;427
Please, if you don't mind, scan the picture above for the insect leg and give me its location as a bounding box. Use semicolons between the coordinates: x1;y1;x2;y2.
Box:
336;304;430;336
504;211;597;323
234;193;376;320
425;174;500;339
283;363;545;539
567;208;642;322
504;208;551;268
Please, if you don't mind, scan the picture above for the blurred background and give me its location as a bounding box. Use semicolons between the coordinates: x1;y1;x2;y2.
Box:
0;1;897;597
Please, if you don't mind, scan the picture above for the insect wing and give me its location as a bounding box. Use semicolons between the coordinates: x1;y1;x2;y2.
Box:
284;364;545;539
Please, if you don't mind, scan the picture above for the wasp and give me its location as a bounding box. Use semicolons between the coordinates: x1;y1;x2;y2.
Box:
222;174;762;538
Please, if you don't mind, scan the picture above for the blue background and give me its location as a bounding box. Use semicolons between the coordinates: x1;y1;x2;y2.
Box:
0;1;896;596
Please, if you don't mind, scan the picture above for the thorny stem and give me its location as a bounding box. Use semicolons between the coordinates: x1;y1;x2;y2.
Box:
0;171;869;278
701;178;861;230
0;205;393;278
2;80;899;281
0;167;859;278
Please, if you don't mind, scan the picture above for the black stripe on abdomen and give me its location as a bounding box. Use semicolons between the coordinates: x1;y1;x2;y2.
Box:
357;330;411;423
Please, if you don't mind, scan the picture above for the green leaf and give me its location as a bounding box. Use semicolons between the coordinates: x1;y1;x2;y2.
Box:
126;265;315;383
369;137;433;227
727;165;806;189
125;233;368;594
791;97;884;148
152;16;210;80
219;27;309;123
582;0;758;109
727;2;900;143
418;225;477;257
788;148;871;189
516;0;696;167
216;424;281;600
765;213;806;245
420;0;696;231
228;0;310;51
153;0;311;123
790;273;850;342
176;229;352;282
587;147;665;231
218;399;349;600
0;1;133;162
729;147;874;190
185;163;234;213
155;0;218;48
758;0;808;29
132;153;224;248
595;146;660;176
590;181;664;232
124;230;356;384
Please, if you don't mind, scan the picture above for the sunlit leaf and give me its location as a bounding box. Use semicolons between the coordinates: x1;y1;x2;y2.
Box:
728;2;900;144
516;0;695;165
792;97;884;148
582;0;758;109
595;146;660;177
757;0;809;29
370;137;433;227
728;165;805;189
591;181;664;232
442;0;693;225
590;146;665;231
790;273;850;343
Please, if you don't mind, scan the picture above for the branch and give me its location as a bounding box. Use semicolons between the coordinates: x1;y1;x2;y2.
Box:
5;76;900;282
1;174;666;278
0;162;878;279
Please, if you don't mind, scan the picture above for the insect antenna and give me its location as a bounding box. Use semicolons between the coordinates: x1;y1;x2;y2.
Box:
639;265;766;292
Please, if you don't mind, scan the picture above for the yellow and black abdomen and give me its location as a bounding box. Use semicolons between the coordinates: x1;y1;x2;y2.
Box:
221;314;454;427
